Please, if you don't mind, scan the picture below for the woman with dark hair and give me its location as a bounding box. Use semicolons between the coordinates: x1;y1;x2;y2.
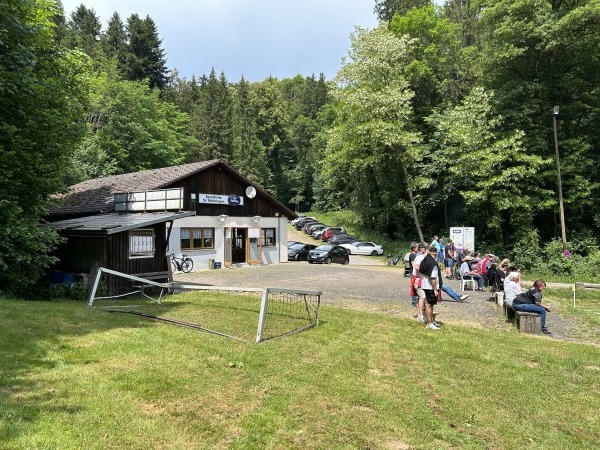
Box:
512;280;552;334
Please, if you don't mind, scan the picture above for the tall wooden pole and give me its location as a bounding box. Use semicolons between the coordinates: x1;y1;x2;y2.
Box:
552;107;567;252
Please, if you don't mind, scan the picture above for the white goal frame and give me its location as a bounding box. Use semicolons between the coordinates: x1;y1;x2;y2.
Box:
87;267;322;343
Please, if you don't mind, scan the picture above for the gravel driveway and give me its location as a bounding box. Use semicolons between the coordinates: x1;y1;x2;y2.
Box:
175;261;597;345
172;225;599;343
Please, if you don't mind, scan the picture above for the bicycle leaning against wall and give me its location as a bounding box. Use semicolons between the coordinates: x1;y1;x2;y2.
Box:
171;253;194;273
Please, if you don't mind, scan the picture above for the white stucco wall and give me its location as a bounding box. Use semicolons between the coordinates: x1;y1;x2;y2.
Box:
167;215;286;271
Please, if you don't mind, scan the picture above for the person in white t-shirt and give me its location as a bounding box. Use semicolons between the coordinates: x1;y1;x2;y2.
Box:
503;271;525;307
418;246;442;330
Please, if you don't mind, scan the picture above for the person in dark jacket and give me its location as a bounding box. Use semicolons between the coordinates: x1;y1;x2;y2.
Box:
512;280;552;334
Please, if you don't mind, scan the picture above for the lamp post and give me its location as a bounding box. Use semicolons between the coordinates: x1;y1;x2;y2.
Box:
552;106;567;252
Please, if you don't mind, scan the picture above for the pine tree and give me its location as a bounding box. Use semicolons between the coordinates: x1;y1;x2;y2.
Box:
231;76;271;186
101;12;128;76
64;4;102;55
189;68;234;162
124;14;169;90
374;0;433;22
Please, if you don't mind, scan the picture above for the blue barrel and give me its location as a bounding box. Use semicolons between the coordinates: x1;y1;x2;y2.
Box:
62;273;76;284
51;270;63;283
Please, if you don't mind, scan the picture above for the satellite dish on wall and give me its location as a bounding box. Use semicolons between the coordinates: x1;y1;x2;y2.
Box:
245;186;257;199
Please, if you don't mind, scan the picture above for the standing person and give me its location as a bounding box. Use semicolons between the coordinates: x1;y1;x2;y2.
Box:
430;235;441;254
418;245;442;330
512;280;552;334
445;240;456;279
412;243;427;322
407;242;419;307
438;239;446;265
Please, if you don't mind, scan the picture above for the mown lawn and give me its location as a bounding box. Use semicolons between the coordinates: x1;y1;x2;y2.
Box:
1;296;599;450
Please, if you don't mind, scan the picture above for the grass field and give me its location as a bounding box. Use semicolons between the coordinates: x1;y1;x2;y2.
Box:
91;287;320;343
1;293;600;449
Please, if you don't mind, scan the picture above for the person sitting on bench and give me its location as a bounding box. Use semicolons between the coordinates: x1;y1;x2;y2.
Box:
460;256;485;290
512;280;552;335
503;271;525;307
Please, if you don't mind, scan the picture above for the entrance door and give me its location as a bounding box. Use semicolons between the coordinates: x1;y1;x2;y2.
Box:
224;228;248;267
247;227;261;264
232;228;246;263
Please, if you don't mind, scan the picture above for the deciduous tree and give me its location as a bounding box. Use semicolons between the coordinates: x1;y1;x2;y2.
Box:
0;0;89;292
477;0;600;242
427;86;554;248
327;26;425;240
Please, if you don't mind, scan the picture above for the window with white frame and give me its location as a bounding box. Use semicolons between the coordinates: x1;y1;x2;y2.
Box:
261;228;276;246
129;229;155;258
181;227;215;250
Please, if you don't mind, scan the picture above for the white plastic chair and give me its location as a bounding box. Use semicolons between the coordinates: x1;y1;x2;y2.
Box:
459;270;476;291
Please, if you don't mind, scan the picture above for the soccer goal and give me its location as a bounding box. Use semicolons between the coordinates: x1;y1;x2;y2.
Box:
87;267;322;343
573;283;600;314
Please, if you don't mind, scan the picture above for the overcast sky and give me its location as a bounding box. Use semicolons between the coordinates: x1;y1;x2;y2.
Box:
60;0;380;82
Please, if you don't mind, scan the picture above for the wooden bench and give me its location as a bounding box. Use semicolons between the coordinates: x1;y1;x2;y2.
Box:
493;291;504;307
504;302;541;334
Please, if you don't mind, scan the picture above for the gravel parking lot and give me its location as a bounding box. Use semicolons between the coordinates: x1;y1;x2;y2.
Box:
171;225;600;343
175;260;596;344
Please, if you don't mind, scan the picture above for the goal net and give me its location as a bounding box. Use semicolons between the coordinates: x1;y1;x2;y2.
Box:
573;283;600;314
87;267;322;343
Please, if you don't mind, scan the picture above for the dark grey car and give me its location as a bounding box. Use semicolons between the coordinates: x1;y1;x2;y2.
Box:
308;245;350;265
288;243;317;261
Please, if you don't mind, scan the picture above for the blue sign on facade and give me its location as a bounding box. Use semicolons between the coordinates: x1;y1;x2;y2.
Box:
228;195;241;206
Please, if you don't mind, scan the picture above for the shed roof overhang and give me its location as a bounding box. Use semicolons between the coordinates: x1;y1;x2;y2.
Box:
48;211;196;237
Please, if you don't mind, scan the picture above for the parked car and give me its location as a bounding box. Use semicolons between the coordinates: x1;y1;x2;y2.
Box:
313;229;326;240
305;222;326;234
294;217;316;230
288;243;318;261
340;241;384;256
310;225;329;238
290;215;306;226
287;241;300;247
308;245;350;265
328;233;357;245
319;227;345;241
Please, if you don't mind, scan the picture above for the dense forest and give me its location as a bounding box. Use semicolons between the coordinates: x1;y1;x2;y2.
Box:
2;0;600;292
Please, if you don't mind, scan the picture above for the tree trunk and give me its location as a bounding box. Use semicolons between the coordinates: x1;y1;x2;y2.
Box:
400;159;424;243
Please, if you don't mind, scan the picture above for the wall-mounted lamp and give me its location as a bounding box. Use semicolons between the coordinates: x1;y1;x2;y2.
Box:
218;214;227;223
253;215;261;223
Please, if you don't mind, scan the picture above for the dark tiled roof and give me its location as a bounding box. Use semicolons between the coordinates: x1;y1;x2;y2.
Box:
49;160;220;217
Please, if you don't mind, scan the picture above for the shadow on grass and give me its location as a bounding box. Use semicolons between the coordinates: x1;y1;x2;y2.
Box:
0;296;196;443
